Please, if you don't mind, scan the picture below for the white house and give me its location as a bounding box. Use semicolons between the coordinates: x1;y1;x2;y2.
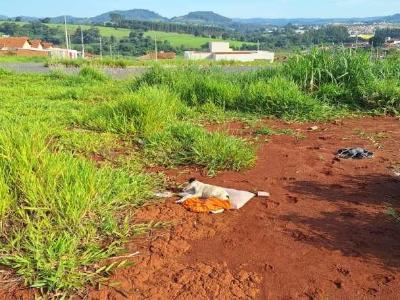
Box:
184;42;275;62
49;48;78;59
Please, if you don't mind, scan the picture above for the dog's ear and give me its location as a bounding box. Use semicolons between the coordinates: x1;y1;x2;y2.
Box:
188;177;196;183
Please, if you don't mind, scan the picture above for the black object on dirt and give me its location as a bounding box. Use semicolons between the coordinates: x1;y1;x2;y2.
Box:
336;148;374;159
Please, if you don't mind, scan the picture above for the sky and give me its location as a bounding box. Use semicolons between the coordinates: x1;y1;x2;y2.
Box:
0;0;399;19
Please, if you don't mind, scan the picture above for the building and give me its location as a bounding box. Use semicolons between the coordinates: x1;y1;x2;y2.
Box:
0;37;31;50
48;48;79;59
0;36;78;59
184;42;274;62
30;39;43;50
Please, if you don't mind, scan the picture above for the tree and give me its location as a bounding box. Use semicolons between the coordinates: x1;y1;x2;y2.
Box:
40;18;51;24
14;17;22;22
110;13;123;27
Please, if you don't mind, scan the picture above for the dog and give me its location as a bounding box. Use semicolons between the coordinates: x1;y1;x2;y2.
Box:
176;178;230;203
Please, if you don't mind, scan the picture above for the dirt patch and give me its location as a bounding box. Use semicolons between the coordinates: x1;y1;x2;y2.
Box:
1;116;400;299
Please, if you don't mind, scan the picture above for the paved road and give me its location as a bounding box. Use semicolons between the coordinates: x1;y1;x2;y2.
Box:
0;62;149;79
0;63;268;79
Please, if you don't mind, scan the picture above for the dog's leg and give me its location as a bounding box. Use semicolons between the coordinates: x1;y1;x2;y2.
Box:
176;193;202;204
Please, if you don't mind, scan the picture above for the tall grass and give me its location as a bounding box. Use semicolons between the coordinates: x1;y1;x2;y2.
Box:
145;122;255;174
82;85;255;173
134;65;335;120
0;125;156;291
82;85;185;136
284;48;400;112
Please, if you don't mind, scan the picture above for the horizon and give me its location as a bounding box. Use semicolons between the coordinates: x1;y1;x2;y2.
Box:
0;0;399;19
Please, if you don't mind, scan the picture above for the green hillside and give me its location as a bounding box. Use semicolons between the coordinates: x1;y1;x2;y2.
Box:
0;21;254;50
144;30;252;49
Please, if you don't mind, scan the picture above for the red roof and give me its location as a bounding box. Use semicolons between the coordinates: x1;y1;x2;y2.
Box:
42;42;54;49
0;37;29;49
30;39;42;48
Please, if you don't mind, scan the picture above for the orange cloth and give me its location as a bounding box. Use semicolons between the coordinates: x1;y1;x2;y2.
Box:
182;197;232;213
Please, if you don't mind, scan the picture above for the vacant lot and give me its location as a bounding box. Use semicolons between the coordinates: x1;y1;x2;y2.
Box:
0;49;399;298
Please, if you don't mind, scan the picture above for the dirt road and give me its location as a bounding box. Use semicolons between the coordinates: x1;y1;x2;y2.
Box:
2;117;400;299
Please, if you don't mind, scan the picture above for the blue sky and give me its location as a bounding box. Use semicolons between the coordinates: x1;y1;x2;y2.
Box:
0;0;399;19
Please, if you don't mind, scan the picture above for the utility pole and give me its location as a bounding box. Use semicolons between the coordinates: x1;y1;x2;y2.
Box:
154;34;158;61
80;26;85;59
64;16;69;51
257;40;260;51
99;36;103;59
109;44;112;57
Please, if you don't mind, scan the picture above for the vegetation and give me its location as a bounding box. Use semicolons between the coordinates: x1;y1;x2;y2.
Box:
0;21;253;56
0;48;399;296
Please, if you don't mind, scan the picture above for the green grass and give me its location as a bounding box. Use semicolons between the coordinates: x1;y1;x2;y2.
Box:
145;30;254;49
0;56;49;63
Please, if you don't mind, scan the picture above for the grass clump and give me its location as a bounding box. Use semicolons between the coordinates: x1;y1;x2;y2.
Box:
145;122;255;174
0;125;156;292
243;77;333;120
79;66;109;81
83;85;184;137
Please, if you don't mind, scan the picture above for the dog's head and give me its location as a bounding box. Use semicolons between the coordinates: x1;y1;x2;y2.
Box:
182;178;198;192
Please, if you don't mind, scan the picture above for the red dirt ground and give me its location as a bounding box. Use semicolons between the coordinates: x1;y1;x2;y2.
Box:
2;116;400;300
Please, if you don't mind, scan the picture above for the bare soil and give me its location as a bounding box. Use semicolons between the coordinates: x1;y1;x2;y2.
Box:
2;116;400;300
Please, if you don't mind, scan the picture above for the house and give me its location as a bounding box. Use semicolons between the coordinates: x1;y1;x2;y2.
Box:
30;39;43;50
42;42;54;49
0;36;78;59
48;48;78;59
0;37;31;50
184;42;274;62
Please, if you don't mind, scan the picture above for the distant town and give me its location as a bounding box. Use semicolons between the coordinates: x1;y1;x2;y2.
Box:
0;10;399;60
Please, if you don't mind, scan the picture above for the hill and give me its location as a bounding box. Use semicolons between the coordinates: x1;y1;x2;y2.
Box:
172;11;232;25
234;13;400;26
2;9;400;27
90;9;167;23
50;15;90;24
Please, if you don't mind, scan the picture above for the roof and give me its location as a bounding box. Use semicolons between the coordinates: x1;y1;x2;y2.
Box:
42;42;54;49
30;39;42;48
0;37;29;49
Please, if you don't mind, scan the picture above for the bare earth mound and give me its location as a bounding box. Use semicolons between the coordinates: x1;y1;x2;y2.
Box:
2;117;400;299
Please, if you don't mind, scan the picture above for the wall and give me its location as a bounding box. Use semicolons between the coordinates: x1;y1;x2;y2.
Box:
213;51;275;62
209;42;231;53
184;51;212;60
0;49;49;57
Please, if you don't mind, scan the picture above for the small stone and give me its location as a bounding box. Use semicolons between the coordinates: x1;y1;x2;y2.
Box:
308;126;319;131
